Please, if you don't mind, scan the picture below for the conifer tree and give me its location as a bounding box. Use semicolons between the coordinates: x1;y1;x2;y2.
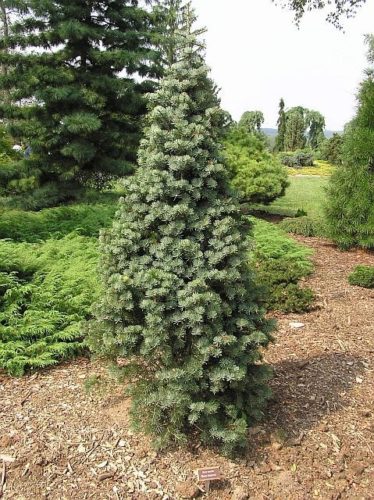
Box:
0;0;158;208
88;4;274;454
325;35;374;249
275;98;286;152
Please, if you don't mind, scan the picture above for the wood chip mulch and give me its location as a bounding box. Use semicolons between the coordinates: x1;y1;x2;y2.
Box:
1;236;373;500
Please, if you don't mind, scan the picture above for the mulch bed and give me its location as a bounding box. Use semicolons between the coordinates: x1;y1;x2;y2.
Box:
1;237;373;500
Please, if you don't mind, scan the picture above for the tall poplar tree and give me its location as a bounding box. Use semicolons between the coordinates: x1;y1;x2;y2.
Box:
88;4;273;454
0;0;159;208
275;98;286;152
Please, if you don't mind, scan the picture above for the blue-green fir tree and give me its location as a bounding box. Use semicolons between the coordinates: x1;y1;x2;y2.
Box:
0;0;159;208
88;6;274;454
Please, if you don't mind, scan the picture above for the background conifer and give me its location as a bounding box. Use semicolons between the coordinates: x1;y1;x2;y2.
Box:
0;0;159;208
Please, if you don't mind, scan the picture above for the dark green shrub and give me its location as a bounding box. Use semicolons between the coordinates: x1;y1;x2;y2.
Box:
348;265;374;289
224;127;289;204
256;258;314;313
321;133;343;165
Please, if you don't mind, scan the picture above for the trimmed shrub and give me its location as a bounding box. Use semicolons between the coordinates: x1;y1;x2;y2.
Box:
325;39;374;250
348;265;374;289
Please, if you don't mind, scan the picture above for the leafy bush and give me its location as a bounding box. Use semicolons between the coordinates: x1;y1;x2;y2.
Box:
280;150;314;168
252;219;315;312
224;127;289;204
348;265;374;289
0;235;100;376
279;216;328;237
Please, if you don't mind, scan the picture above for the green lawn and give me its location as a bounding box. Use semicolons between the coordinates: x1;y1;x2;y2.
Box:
254;176;329;219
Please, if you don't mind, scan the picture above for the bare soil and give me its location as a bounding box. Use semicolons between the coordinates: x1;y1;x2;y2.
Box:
1;236;374;500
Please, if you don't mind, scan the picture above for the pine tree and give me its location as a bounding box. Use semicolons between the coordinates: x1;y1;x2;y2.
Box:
88;5;274;455
0;0;158;208
325;36;374;249
275;98;286;152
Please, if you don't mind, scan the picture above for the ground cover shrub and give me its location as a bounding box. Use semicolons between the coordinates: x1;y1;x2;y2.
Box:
252;219;315;312
0;235;99;376
279;216;328;237
0;202;117;242
348;265;374;289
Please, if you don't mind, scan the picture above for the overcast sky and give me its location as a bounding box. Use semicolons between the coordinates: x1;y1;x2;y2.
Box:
190;0;374;130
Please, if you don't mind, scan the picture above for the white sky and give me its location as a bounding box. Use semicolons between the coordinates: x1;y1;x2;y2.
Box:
190;0;374;130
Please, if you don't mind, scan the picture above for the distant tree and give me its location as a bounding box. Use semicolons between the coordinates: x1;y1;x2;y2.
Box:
88;4;274;455
0;0;159;209
284;107;307;151
306;110;326;150
273;0;368;28
239;110;265;134
275;98;286;152
322;133;344;165
325;35;374;249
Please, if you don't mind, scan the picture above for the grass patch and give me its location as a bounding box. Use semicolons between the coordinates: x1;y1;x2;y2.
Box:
254;176;329;220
